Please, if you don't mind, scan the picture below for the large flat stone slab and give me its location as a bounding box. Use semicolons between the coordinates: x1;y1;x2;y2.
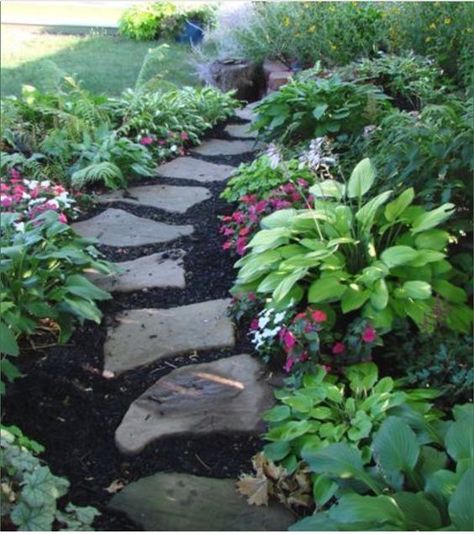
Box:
97;184;211;214
115;354;273;454
109;473;294;531
104;299;234;374
191;139;257;157
72;208;193;247
225;123;257;139
235;106;257;122
87;251;185;292
156;157;235;183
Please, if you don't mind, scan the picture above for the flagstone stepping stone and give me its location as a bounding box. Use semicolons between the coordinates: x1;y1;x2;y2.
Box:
97;184;211;214
235;106;257;122
156;157;235;183
104;299;234;375
86;251;185;292
224;123;257;139
115;354;273;455
72;208;193;247
191;139;257;157
109;473;294;531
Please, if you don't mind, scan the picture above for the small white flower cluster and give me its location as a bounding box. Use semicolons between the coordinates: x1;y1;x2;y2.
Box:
250;307;287;350
298;137;336;170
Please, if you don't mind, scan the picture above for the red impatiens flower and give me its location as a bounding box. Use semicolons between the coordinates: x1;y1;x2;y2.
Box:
236;236;247;256
180;132;189;141
250;318;259;330
139;136;154;146
222;241;232;250
239;226;250;236
283;357;295;373
362;326;377;343
282;330;296;350
312;309;327;323
332;342;346;355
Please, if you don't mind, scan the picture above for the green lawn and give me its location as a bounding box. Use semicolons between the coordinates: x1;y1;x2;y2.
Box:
1;25;199;97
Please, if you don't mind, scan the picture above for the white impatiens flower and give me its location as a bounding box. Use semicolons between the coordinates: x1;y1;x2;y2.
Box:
40;180;51;187
26;180;39;190
14;222;25;233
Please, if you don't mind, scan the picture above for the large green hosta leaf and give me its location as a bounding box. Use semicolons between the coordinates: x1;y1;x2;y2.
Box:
347;158;376;199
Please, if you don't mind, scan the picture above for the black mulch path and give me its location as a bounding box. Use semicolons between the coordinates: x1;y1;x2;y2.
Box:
2;120;264;531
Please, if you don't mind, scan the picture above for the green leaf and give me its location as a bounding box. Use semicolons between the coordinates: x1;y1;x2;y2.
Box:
402;281;432;300
263;441;291;462
414;229;450;251
355;190;392;229
247;228;291;253
433;280;467;304
10;502;55;531
266;420;313;441
0;321;19;356
411;203;455;234
308;277;345;303
341;286;370;313
345;362;378;393
310;180;346;199
445;420;474;463
61;297;103;323
372;417;420;484
381;246;419;268
261;208;297;229
393;492;442;530
65;274;111;301
385;188;415;222
449;468;474;530
290;512;338;531
273;268;308;303
347;158;376;199
313;103;329;119
285;395;314;413
327;494;406;529
22;466;69;507
263;405;291;422
369;278;389;310
313;474;338;507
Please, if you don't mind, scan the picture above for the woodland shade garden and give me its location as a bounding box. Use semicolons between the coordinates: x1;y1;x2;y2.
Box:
1;1;474;531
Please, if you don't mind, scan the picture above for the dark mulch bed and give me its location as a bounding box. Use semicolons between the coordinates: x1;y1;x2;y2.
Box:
2;123;264;531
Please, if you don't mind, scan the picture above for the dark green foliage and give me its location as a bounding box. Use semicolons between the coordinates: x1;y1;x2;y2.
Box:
251;77;389;145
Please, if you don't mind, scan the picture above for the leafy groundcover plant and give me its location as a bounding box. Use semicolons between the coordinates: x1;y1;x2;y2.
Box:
1;425;99;530
291;403;473;531
232;158;472;334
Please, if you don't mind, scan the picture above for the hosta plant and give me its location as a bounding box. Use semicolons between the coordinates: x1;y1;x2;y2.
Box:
291;404;474;531
250;77;389;145
232;158;472;334
0;212;113;392
1;425;99;530
262;362;441;476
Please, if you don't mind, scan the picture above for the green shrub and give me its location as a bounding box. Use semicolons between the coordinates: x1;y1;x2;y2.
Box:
119;2;216;41
336;52;449;110
1;425;99;530
351;99;474;218
292;404;473;530
232;158;472;334
251;77;389;145
387;2;474;87
223;2;390;68
0;211;112;391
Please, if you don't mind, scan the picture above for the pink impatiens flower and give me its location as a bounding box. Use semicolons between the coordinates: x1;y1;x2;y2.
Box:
282;330;296;350
249;318;259;330
332;342;346;355
236;236;247;256
362;326;377;343
58;213;68;224
139;136;154;146
312;309;327;323
180;132;189;141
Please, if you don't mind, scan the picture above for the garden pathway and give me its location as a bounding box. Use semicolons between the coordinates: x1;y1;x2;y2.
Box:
73;105;294;530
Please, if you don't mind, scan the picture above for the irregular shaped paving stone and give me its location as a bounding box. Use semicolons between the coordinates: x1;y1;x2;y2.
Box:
156;157;235;183
191;139;257;157
108;472;294;531
72;208;193;247
97;184;211;214
104;299;234;375
86;250;185;292
115;354;273;454
235;106;257;122
225;123;257;139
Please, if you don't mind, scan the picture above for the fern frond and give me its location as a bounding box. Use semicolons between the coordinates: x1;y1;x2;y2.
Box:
71;162;124;189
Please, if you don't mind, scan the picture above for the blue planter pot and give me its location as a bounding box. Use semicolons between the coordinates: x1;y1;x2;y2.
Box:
175;20;204;45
